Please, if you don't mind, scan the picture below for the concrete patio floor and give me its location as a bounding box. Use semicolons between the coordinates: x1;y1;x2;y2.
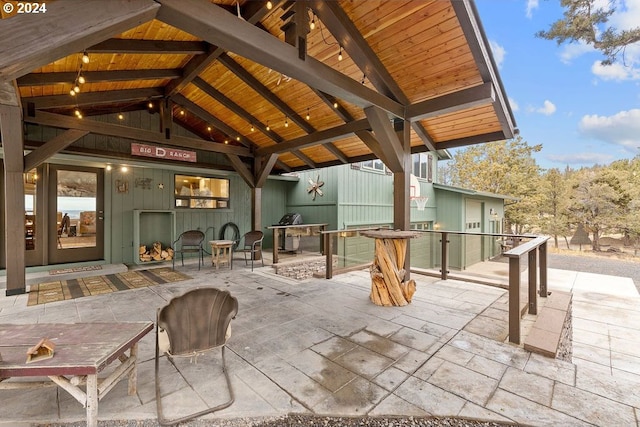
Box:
0;256;639;426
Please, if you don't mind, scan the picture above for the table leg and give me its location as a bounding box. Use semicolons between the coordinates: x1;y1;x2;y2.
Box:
86;374;98;427
272;229;279;264
127;344;138;395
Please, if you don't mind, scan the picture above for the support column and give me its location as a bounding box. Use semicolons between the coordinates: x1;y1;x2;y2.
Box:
251;187;261;231
392;119;411;278
1;103;26;295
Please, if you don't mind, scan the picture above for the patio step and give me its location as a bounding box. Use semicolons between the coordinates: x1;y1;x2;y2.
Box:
523;291;572;361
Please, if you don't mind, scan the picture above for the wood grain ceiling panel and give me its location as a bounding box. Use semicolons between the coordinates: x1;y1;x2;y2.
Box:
424;105;502;143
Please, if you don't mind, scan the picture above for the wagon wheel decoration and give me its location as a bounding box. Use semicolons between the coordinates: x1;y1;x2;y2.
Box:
306;175;324;200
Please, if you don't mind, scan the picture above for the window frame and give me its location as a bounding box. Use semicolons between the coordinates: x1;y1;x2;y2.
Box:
174;174;231;210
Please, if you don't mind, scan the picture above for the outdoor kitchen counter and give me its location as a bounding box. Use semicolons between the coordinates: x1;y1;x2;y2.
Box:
266;223;328;264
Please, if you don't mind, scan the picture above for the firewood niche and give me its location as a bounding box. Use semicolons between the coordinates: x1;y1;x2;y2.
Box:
133;210;176;264
360;230;420;306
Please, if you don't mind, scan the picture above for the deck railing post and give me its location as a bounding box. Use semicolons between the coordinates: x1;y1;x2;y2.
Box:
324;232;333;279
440;232;449;280
528;249;537;315
539;241;548;297
509;256;521;344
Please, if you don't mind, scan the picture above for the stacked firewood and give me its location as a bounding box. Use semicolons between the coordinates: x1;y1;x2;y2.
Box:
139;242;174;262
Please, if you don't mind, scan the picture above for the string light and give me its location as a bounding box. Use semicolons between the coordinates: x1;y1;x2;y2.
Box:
179;109;185;116
74;108;82;119
266;1;272;9
117;113;124;120
207;126;212;132
266;121;270;131
82;51;90;64
73;84;80;93
106;165;112;171
310;14;316;30
338;45;343;61
333;101;339;109
224;139;229;144
306;108;310;120
250;123;255;132
361;74;366;85
284;117;289;127
121;166;128;172
78;75;86;84
236;136;241;141
148;101;153;109
69;89;76;96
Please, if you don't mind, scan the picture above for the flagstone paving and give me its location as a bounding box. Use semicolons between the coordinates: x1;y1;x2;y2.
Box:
0;260;639;426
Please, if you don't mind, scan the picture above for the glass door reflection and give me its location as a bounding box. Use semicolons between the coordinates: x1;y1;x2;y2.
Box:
56;170;97;249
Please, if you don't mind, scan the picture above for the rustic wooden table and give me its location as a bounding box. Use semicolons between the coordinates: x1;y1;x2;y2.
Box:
0;322;153;427
209;239;234;269
360;230;420;306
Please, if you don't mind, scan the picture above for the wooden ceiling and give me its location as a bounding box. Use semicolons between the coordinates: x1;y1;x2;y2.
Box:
1;0;516;175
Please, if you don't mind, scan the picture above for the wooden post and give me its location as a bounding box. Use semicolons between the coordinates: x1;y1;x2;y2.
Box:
440;232;449;280
324;232;333;279
539;241;548;297
0;101;26;296
509;256;521;344
528;249;537;315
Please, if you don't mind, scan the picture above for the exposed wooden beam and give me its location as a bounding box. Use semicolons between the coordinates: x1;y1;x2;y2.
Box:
452;0;516;138
309;0;404;102
0;81;20;107
17;69;181;86
23;88;164;109
435;131;507;150
322;143;349;164
164;0;279;97
0;0;159;82
171;94;254;149
24;129;89;172
292;149;316;169
156;0;404;117
406;83;495;122
23;110;251;157
255;154;279;188
217;53;315;134
227;154;255;188
364;106;404;173
88;39;207;54
411;123;437;152
256;118;370;156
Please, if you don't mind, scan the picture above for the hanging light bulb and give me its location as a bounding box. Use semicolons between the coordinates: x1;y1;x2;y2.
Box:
306;108;310;120
69;89;76;96
78;75;86;84
338;45;343;61
148;101;153;109
333;101;339;109
236;136;241;141
106;165;112;171
179;109;185;116
250;123;255;132
121;166;128;172
224;139;229;144
117;113;124;120
266;0;272;10
207;126;212;132
266;121;270;131
284;117;289;127
74;108;81;117
73;84;80;93
82;51;90;64
310;14;316;30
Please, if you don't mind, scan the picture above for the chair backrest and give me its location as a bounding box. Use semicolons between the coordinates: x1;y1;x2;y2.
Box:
177;230;205;248
158;287;238;355
243;230;264;248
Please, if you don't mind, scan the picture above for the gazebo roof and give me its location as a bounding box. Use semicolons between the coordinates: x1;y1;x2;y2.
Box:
1;0;517;174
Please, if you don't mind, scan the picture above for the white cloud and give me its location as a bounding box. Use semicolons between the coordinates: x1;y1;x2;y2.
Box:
559;42;595;64
526;0;539;18
579;109;640;150
592;60;640;80
536;100;556;115
546;152;615;165
489;40;505;69
509;97;519;112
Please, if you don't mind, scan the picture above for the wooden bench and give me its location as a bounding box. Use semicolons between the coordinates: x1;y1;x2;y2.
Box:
523;291;572;360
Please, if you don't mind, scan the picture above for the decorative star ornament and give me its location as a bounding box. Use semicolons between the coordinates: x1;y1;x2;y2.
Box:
306;174;324;200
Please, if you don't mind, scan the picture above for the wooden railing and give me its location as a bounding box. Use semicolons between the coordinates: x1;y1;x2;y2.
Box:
321;228;549;345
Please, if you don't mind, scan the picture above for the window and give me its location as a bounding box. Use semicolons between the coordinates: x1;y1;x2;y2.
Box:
412;153;433;182
174;174;230;209
361;158;385;172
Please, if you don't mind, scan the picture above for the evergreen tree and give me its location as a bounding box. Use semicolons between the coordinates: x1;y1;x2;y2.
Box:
540;168;572;248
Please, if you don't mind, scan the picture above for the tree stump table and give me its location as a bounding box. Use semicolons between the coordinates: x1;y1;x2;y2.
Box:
361;230;419;306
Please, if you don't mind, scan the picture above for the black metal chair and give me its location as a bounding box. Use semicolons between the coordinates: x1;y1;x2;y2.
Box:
155;287;239;426
172;230;205;270
237;230;264;271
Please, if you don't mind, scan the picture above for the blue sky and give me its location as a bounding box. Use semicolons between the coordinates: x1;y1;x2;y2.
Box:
474;0;640;170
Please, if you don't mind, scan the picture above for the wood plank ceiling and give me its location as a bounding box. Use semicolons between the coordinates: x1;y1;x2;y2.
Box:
6;0;517;174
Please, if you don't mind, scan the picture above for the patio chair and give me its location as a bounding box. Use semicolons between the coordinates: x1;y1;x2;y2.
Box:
172;230;205;270
237;230;264;271
155;287;239;426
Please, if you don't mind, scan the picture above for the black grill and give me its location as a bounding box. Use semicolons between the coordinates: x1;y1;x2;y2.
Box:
277;213;302;226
